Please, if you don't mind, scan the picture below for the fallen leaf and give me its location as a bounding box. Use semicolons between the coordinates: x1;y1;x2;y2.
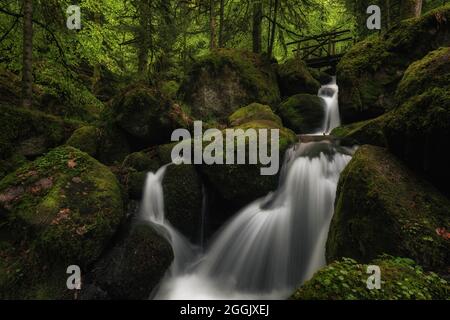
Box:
436;227;450;240
72;177;82;184
67;159;77;169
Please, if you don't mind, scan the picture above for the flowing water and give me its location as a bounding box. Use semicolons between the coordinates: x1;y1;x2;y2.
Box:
140;78;354;300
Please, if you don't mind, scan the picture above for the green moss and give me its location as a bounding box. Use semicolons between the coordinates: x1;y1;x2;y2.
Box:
277;94;325;133
277;58;320;96
66;126;100;157
111;83;174;143
67;123;131;165
384;87;450;196
327;145;450;273
291;256;449;300
228;103;282;127
396;47;450;103
160;80;180;99
0;105;81;160
331;116;388;147
308;68;333;85
0;146;124;299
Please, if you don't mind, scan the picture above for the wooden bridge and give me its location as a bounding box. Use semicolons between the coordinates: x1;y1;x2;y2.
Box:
287;29;354;71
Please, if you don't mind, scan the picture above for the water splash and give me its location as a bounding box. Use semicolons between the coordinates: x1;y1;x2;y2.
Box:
142;142;353;300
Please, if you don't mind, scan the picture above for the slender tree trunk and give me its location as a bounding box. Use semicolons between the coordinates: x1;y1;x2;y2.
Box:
210;0;217;50
267;0;273;52
386;0;391;29
22;0;33;108
268;0;279;58
400;0;422;19
252;0;263;53
138;0;151;77
218;0;225;47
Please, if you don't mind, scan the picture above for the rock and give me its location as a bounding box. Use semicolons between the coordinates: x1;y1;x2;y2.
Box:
337;5;450;123
228;103;282;127
327;145;450;273
85;223;173;300
111;84;176;144
66;125;131;165
180;49;280;120
162;164;203;242
384;87;450;196
0;105;80;161
395;47;450;103
309;67;333;85
277;94;325;134
277;58;320;96
200;106;297;210
291;256;449;300
331;116;387;147
0;146;124;299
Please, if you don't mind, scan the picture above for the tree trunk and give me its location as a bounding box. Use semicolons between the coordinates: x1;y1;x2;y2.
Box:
210;0;217;50
22;0;33;108
252;0;263;53
138;0;151;77
268;0;279;58
218;0;225;48
401;0;422;19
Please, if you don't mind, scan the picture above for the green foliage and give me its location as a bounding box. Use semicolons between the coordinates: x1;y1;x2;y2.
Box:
292;255;449;300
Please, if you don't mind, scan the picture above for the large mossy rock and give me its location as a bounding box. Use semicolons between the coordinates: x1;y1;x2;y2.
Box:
180;49;280;120
66;125;131;165
162;164;203;242
111;84;182;145
0;105;80;161
337;5;450;123
199;105;297;210
331;116;387;147
384;88;450;197
383;47;450;196
277;94;325;134
85;223;173;300
0;146;124;299
277;58;320;96
395;47;450;102
327;146;450;273
228;103;282;127
291;256;449;300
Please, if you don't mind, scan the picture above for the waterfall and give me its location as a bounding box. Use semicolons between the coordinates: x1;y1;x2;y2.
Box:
139;76;353;300
318;76;341;134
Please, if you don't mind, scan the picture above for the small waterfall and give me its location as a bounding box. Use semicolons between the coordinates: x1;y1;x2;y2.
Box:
142;143;353;300
318;76;341;134
139;76;353;299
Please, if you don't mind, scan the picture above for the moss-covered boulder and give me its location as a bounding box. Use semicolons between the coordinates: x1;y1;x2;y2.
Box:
331;116;387;147
228;103;282;127
163;164;203;242
384;87;450;197
0;105;80;161
180;49;280;120
337;5;450;123
277;58;320;97
277;94;325;134
85;223;173;300
66;125;130;165
200;106;297;210
395;47;450;103
327;146;450;273
291;256;449;300
111;84;179;144
0;146;124;299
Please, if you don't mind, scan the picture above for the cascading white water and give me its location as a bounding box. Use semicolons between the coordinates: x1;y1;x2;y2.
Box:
139;76;353;300
318;77;341;134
